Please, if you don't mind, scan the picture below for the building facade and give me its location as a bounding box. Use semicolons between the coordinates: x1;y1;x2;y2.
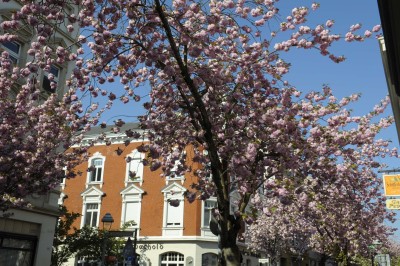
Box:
61;125;263;266
0;0;79;265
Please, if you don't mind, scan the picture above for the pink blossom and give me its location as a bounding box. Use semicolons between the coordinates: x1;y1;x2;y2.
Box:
372;25;381;32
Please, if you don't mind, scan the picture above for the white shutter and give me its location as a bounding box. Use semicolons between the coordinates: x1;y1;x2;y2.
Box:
124;201;140;224
166;202;182;226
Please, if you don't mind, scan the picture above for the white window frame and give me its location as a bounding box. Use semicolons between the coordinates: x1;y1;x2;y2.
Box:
86;152;105;188
1;41;21;65
161;183;186;236
201;198;218;237
125;150;144;186
80;187;104;228
120;184;144;231
83;202;100;227
160;252;184;266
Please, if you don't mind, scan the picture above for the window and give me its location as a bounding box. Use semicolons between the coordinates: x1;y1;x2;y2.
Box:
80;186;104;228
165;201;183;227
1;41;20;65
42;65;60;93
89;158;103;182
0;233;37;266
201;199;218;237
84;203;99;227
86;152;105;187
202;253;218;266
160;252;184;266
203;199;217;228
167;159;185;180
120;184;144;229
165;150;186;180
126;150;144;184
123;202;140;225
161;182;186;236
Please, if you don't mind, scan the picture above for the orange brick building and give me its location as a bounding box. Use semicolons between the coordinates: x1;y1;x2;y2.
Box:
61;123;262;266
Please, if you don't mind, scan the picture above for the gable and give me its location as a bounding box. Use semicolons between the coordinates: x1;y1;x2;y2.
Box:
161;182;187;194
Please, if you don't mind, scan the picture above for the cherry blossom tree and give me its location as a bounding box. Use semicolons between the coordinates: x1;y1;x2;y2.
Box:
0;51;84;211
0;0;398;265
386;239;400;266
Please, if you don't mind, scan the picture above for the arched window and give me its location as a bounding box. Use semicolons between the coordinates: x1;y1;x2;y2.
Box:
89;158;103;182
125;150;144;185
86;152;105;187
160;252;184;266
202;253;218;266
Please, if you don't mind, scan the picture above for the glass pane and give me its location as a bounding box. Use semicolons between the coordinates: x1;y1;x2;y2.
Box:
50;65;59;77
2;238;33;249
0;249;32;266
96;168;102;181
3;41;20;54
90;171;95;182
91;212;98;227
93;159;103;166
205;200;216;208
9;56;18;65
202;253;218;266
42;76;53;93
87;203;98;210
85;213;92;226
204;209;211;227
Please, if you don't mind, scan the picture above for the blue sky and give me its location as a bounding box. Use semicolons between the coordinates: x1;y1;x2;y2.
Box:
92;0;400;239
277;0;400;240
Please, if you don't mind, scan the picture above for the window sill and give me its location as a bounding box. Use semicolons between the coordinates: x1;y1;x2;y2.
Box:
85;181;103;188
162;226;184;237
125;180;143;186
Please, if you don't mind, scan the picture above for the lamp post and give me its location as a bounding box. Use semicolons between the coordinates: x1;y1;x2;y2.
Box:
101;213;114;266
369;240;382;266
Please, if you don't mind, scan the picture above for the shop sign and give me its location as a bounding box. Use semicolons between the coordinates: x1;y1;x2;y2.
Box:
386;199;400;209
138;243;164;251
383;175;400;196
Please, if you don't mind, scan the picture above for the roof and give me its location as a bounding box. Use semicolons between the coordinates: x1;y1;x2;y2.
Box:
79;122;144;145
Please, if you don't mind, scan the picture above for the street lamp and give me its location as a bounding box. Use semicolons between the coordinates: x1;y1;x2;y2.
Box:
101;213;114;266
102;212;114;230
369;240;382;266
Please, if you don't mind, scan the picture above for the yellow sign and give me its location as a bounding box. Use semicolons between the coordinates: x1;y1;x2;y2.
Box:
383;175;400;196
386;199;400;209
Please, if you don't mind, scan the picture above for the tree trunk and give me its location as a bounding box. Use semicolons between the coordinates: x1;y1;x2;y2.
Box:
216;188;243;266
219;214;242;266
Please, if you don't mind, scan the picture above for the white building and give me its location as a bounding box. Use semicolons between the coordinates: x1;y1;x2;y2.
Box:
0;0;79;264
